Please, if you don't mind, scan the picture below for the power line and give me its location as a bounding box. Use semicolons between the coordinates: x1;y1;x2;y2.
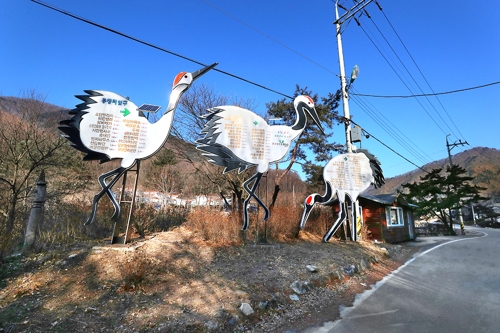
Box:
355;22;449;136
30;0;293;100
32;0;429;174
347;118;429;173
378;9;467;141
363;13;461;141
200;0;339;78
350;88;433;165
351;81;500;98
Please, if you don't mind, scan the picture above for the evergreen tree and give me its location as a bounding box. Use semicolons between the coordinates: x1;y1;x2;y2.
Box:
265;85;343;209
402;164;488;235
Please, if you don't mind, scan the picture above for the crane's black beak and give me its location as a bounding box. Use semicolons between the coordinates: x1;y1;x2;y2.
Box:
307;107;325;135
300;202;315;229
192;62;218;81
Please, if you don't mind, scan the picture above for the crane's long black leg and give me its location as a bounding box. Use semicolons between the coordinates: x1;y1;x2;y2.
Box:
242;173;258;230
84;166;127;225
85;168;120;225
242;172;268;230
351;201;358;242
323;200;347;242
246;173;269;219
101;167;128;220
245;175;269;220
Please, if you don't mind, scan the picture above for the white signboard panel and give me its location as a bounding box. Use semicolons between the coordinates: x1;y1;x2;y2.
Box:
323;152;373;201
78;91;167;165
209;106;298;173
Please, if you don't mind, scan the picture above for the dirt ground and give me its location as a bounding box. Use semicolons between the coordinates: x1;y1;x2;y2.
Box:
0;227;419;333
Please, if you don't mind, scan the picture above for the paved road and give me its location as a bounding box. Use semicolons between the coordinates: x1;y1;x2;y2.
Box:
304;227;500;333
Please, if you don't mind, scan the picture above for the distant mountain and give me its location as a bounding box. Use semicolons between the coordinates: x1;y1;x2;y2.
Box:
0;96;66;124
367;147;500;200
0;96;63;114
3;95;499;203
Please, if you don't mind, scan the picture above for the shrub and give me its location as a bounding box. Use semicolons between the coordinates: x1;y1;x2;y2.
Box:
120;251;150;291
266;206;302;242
185;208;243;246
301;206;338;238
132;204;188;238
36;197;113;251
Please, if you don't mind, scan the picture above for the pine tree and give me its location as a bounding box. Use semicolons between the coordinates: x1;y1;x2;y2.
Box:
265;85;343;209
402;165;488;235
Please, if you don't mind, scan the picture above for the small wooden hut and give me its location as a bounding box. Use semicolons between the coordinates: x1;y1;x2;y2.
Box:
358;193;417;243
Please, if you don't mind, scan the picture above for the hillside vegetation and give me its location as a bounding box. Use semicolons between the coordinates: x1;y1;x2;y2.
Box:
368;147;500;201
0;94;493;331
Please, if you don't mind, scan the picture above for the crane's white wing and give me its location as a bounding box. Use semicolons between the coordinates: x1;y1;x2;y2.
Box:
198;105;299;173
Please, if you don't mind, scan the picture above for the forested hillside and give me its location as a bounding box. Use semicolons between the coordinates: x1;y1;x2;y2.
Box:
368;147;500;201
2;95;498;201
0;95;307;206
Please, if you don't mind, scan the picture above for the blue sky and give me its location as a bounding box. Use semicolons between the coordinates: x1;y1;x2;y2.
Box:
1;0;499;179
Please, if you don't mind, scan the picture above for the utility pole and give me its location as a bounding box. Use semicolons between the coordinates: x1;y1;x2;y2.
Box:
446;134;468;168
471;204;477;225
334;0;374;241
445;134;469;234
334;0;373;152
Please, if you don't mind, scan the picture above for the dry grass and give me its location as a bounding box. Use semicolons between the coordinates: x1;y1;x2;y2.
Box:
185;208;243;246
36;198;113;250
300;206;339;238
266;206;302;242
119;251;151;292
360;218;372;240
3;195;346;258
184;204;341;244
0;215;418;333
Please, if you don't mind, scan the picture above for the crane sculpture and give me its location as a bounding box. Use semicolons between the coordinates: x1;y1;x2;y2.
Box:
59;63;217;225
299;149;385;242
196;95;325;230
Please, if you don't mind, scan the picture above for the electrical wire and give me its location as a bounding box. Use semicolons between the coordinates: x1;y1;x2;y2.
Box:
201;0;339;78
363;15;460;140
348;118;429;173
378;8;467;141
30;0;293;100
356;22;449;136
30;0;445;174
351;81;500;98
349;88;433;164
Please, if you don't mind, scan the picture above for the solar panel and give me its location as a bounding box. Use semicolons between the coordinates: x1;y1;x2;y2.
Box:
268;117;283;124
137;104;161;113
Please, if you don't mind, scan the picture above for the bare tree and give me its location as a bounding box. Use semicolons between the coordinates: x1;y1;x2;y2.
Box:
0;90;84;257
144;148;184;206
170;85;258;222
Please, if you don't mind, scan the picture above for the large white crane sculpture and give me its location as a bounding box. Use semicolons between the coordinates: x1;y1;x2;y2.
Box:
196;95;325;230
299;149;385;242
59;63;217;225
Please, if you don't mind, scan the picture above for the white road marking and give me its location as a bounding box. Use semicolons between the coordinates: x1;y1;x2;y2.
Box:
345;309;399;320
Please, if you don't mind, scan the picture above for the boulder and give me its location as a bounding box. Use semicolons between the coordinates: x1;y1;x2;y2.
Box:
239;303;254;316
342;264;357;277
306;265;318;272
290;280;310;294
